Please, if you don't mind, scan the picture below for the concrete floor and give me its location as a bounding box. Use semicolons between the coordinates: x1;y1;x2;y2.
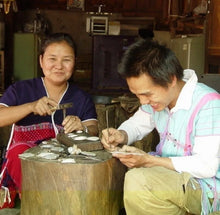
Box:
0;208;20;215
0;195;20;215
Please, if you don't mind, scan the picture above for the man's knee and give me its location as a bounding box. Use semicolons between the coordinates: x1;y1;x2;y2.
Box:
124;166;166;191
124;168;147;191
124;168;149;211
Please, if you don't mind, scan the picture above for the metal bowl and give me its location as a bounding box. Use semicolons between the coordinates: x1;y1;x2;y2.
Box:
92;95;112;104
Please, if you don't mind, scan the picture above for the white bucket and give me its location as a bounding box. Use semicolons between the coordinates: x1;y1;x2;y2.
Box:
108;21;120;35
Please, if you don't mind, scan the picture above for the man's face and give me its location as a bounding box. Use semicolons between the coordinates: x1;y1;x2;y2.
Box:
126;73;177;111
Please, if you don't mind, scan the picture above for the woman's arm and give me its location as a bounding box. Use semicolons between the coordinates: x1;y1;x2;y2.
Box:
83;120;99;136
0;104;33;127
0;97;57;127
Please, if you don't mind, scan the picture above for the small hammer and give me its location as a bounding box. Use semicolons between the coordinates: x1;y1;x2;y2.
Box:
50;102;73;119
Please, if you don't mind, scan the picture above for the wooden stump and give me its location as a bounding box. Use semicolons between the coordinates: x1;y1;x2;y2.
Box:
20;154;127;215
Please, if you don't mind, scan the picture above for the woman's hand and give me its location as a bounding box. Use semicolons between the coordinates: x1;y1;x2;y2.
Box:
62;115;84;134
30;96;57;116
101;128;128;150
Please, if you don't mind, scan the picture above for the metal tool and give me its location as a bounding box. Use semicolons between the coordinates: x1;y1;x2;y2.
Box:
110;151;144;156
106;109;110;141
50;102;73;119
106;108;114;149
79;155;102;161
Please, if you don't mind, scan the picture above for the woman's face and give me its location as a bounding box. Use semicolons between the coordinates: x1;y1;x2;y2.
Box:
40;41;75;85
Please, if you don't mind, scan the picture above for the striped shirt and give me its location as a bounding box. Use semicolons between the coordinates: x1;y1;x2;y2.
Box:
118;69;220;214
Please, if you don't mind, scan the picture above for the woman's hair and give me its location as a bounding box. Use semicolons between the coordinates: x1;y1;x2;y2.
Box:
40;32;77;57
118;39;183;88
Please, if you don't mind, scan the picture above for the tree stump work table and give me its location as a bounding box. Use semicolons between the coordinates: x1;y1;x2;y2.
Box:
19;137;127;215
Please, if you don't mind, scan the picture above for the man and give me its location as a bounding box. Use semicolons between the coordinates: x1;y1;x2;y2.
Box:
101;40;220;215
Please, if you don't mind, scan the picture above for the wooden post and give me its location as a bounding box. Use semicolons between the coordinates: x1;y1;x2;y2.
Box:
20;155;127;215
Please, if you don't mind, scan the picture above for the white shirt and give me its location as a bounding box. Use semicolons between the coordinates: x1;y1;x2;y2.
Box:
118;70;220;178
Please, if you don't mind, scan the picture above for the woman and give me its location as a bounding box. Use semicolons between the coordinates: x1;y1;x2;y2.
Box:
0;33;98;208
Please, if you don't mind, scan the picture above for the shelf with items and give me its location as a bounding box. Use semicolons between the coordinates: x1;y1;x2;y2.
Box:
205;0;220;73
0;50;4;93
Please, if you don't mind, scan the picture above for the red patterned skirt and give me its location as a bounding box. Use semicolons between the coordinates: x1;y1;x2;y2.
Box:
0;122;60;208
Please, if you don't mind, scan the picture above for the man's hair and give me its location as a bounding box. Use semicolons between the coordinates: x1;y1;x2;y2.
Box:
118;39;183;88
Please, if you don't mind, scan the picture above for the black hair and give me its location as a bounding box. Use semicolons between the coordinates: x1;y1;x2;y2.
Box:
118;39;183;88
138;28;154;39
40;32;77;57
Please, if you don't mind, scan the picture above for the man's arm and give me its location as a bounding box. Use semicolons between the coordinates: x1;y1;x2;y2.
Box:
171;136;220;178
